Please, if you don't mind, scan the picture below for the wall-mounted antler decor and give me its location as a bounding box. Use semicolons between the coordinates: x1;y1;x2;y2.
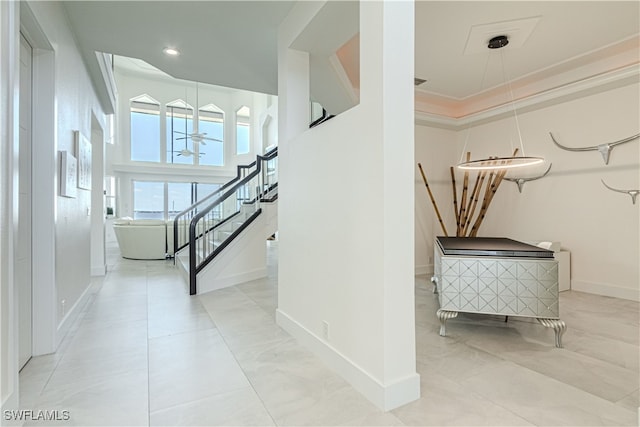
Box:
601;180;639;205
549;132;639;165
504;163;552;193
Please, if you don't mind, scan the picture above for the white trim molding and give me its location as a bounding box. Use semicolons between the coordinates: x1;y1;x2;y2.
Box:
416;64;640;129
415;264;432;276
276;309;420;411
96;51;117;114
56;282;94;348
571;279;640;302
198;268;267;294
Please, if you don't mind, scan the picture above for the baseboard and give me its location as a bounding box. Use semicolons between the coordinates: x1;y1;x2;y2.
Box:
276;309;420;411
571;279;639;302
91;264;106;277
56;282;93;348
415;264;432;276
198;268;267;294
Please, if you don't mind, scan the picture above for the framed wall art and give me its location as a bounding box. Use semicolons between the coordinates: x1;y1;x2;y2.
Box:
75;130;92;190
59;150;77;198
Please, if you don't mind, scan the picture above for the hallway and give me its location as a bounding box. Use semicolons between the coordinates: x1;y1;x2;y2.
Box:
18;242;638;426
19;242;401;426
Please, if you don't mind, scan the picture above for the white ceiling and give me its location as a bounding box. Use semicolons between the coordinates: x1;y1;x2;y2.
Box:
415;1;639;98
413;1;640;119
63;1;639;117
63;1;296;95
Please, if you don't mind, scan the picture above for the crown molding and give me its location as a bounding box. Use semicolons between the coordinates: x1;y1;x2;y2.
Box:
415;63;639;130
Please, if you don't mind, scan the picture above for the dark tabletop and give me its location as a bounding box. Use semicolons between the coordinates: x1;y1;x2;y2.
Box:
436;236;554;258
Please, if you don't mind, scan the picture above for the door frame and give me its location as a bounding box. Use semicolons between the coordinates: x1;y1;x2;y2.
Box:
18;31;33;370
20;2;57;356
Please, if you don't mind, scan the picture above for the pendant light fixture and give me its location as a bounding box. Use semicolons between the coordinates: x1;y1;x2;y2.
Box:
457;35;544;171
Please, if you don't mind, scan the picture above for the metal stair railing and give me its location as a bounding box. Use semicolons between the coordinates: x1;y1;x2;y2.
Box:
178;148;277;295
172;146;277;257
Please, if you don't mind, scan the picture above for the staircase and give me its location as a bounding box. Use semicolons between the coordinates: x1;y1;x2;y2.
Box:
173;147;278;295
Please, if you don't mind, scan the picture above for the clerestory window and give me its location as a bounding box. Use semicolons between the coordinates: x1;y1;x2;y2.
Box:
235;106;251;155
166;100;195;165
198;104;224;166
128;89;238;166
130;95;161;162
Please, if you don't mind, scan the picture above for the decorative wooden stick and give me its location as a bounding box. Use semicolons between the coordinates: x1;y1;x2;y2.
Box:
462;170;487;236
450;167;460;235
469;149;518;237
468;168;496;237
460;167;483;236
485;150;519;207
457;152;471;236
469;173;497;237
418;163;448;237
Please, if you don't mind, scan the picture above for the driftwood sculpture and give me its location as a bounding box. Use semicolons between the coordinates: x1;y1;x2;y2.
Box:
549;132;639;165
418;150;516;237
504;163;552;193
601;180;639;205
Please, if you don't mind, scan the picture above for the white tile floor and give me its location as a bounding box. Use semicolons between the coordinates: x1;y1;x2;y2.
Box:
19;241;639;426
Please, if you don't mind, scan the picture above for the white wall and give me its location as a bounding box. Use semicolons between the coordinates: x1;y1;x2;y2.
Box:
258;97;278;152
1;0;108;413
477;83;639;300
414;126;458;274
415;82;640;301
26;0;108;329
277;0;419;411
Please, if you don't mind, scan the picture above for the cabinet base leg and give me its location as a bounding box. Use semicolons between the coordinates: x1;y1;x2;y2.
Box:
437;309;458;337
537;318;567;348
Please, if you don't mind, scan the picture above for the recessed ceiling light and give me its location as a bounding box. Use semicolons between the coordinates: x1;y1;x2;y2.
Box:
163;47;180;56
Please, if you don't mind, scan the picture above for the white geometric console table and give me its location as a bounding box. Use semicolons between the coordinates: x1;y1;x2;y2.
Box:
431;236;566;348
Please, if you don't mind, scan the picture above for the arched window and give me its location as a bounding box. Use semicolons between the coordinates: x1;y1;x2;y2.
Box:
130;95;160;162
198;104;224;166
166;99;195;165
235;106;251;155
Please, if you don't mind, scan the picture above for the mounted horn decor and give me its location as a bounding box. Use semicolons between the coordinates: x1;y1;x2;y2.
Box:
549;132;639;165
601;180;639;205
504;163;552;193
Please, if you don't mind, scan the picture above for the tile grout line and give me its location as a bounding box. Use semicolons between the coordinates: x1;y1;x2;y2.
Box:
199;291;281;427
145;262;257;422
614;388;640;408
146;264;152;427
27;279;104;405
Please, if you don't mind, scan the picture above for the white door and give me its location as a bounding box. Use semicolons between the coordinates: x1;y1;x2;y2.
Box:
18;33;33;370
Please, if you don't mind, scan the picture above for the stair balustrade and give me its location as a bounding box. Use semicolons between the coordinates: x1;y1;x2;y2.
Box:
173;147;277;295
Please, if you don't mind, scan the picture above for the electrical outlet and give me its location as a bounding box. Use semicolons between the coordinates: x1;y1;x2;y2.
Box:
322;321;330;341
